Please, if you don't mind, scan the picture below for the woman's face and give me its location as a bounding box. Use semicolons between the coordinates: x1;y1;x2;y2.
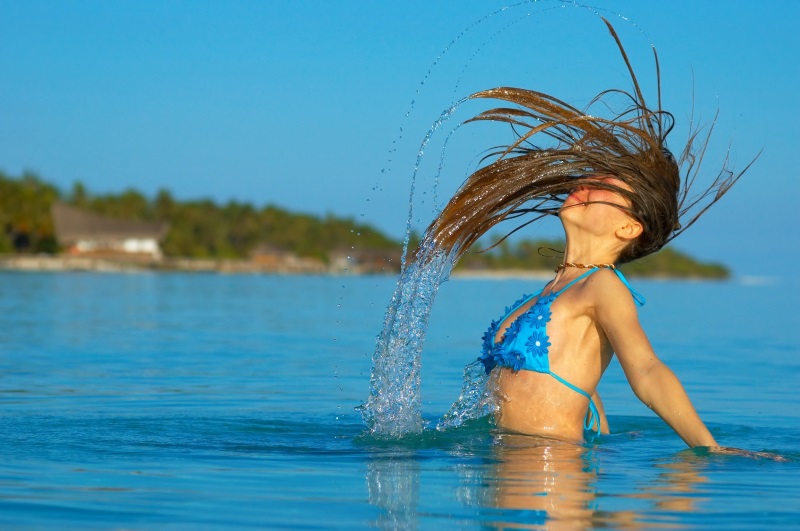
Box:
559;176;640;235
561;176;633;211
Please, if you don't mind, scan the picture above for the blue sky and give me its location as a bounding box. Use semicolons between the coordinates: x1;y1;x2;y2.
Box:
1;1;797;275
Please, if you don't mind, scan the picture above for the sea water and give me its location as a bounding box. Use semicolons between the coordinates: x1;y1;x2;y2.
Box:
1;271;799;529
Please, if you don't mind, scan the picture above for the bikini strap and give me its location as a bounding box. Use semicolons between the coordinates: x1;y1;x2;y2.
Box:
549;371;600;435
613;269;646;306
553;268;601;296
551;267;646;307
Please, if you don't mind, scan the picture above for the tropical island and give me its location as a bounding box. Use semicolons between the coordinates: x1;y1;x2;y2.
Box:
0;170;729;278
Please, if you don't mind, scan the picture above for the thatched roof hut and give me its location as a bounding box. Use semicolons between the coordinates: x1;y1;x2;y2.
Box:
51;202;169;259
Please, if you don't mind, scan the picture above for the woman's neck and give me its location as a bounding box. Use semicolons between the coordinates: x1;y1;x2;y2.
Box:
561;237;621;267
558;201;632;267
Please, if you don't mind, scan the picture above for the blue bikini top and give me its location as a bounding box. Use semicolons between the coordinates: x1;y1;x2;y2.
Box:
478;267;645;435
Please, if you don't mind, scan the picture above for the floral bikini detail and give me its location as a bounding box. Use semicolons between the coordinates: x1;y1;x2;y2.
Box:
479;291;556;374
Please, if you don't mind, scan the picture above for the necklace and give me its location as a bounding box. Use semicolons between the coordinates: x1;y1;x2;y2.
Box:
554;262;616;273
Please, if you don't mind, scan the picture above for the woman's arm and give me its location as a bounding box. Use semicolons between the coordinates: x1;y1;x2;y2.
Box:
591;274;717;447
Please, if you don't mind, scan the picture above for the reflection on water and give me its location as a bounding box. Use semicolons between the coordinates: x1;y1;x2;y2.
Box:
366;431;714;530
367;452;420;530
486;434;598;529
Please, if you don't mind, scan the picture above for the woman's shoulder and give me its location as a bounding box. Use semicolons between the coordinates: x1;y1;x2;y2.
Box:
582;268;641;308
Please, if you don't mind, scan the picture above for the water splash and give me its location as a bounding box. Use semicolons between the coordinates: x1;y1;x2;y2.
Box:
358;245;454;437
399;102;464;270
437;361;498;431
358;233;500;437
358;100;470;438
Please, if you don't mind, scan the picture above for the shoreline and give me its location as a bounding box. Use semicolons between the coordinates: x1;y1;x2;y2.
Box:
0;255;332;275
0;255;732;281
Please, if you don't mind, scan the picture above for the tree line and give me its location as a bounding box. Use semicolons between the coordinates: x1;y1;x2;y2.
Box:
0;170;729;277
0;170;398;262
455;237;728;278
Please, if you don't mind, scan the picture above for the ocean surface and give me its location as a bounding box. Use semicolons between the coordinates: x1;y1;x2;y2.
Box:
1;270;798;529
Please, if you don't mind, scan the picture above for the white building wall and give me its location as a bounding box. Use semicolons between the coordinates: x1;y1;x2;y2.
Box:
73;238;162;258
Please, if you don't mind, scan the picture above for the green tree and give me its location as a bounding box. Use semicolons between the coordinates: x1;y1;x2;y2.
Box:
0;170;60;253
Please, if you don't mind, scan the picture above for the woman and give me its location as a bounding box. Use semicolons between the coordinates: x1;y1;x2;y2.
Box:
477;175;715;444
426;20;749;446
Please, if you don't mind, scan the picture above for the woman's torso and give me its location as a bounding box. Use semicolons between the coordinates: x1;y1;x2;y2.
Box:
488;270;617;441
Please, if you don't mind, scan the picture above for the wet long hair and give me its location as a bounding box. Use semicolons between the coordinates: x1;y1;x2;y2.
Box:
423;19;753;265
